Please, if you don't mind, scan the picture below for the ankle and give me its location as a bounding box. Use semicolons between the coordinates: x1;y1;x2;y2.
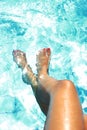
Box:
21;64;28;70
38;66;48;75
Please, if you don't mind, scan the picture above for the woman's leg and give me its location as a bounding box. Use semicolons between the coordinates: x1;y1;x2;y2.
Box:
84;115;87;130
36;48;85;130
12;49;49;115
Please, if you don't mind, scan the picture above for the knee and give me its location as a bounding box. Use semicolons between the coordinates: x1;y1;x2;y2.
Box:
62;80;75;89
52;80;76;96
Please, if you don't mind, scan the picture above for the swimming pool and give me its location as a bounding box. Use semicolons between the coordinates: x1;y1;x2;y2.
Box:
0;0;87;130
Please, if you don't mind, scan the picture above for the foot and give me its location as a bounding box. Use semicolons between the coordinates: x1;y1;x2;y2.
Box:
12;49;38;90
12;50;27;69
36;48;58;93
35;48;51;115
36;48;51;76
37;48;53;93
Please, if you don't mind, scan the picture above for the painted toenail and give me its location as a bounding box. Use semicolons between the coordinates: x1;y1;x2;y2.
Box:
47;48;50;51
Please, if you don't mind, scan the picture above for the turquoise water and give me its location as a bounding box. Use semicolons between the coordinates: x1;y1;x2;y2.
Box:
0;0;87;129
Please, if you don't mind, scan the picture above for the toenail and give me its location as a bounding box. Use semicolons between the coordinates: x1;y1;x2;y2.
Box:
47;48;50;51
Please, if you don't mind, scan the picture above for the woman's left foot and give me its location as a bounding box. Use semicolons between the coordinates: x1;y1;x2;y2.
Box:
12;50;27;69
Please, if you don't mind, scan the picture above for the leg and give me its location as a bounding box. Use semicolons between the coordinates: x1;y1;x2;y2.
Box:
44;80;85;130
12;50;50;115
84;115;87;130
12;50;38;92
36;48;85;130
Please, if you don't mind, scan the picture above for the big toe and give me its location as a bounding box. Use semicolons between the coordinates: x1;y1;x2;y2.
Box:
45;48;51;57
37;48;51;58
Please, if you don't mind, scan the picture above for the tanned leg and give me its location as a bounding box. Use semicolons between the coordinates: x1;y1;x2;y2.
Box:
12;49;87;130
84;115;87;130
12;50;38;92
36;48;85;130
12;50;49;115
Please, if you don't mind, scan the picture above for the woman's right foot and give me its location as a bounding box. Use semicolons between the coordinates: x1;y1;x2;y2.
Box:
36;48;58;93
35;48;51;115
36;48;51;76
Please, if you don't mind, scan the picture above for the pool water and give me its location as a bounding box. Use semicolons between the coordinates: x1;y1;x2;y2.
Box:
0;0;87;130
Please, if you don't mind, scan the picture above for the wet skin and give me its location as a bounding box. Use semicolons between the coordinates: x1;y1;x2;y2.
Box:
12;49;50;115
12;48;87;130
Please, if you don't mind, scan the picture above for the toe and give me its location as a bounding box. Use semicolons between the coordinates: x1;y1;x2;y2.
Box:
40;48;51;57
36;48;45;61
36;48;51;60
40;48;46;57
46;48;51;57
